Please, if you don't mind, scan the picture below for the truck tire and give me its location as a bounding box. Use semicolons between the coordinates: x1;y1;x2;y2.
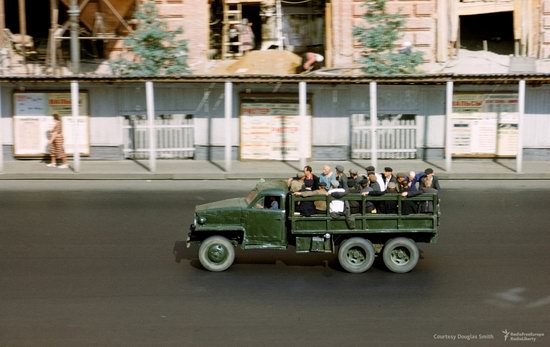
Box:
198;236;235;272
338;237;375;273
382;237;419;273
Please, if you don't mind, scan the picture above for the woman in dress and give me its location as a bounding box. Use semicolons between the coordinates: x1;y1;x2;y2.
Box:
47;113;69;168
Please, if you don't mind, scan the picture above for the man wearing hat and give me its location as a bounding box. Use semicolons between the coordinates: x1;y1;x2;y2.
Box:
365;165;383;191
423;168;441;190
347;168;361;191
410;167;441;192
327;180;355;229
287;171;305;192
379;167;397;192
378;182;399;214
335;164;348;192
327;180;345;213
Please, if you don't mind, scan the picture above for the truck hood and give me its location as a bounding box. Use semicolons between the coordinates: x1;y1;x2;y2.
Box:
196;198;247;211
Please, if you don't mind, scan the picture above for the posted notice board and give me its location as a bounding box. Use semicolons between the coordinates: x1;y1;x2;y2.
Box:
451;93;518;157
13;92;90;157
240;102;311;160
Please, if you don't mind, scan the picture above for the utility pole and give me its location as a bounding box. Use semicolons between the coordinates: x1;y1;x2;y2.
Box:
69;0;80;74
0;0;5;74
276;0;283;50
18;0;26;66
0;0;5;47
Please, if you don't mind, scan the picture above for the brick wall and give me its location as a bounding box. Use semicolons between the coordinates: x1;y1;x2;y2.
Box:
542;0;550;58
107;0;209;73
152;0;438;71
346;0;436;64
103;0;550;73
155;0;209;73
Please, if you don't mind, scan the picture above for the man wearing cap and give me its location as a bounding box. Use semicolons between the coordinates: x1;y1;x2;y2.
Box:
365;165;384;190
410;167;441;192
424;168;441;190
327;180;345;213
288;171;305;193
327;180;355;229
365;165;376;175
378;182;399;214
348;168;361;191
379;167;397;192
335;165;348;192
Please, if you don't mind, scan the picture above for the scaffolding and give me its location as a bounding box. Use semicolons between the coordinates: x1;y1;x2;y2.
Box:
0;0;136;74
222;1;243;59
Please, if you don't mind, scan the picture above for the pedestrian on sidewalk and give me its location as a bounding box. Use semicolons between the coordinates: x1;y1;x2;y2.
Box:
47;113;69;169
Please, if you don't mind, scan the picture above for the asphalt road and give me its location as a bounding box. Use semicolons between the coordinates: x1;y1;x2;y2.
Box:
0;180;549;346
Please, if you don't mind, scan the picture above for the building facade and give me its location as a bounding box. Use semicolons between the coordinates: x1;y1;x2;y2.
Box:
0;1;550;162
3;1;550;75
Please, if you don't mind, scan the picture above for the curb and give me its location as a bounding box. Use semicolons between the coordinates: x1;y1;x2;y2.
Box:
1;173;550;180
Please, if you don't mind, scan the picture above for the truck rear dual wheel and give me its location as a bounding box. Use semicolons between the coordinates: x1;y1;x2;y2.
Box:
382;237;419;273
198;236;235;272
338;237;376;273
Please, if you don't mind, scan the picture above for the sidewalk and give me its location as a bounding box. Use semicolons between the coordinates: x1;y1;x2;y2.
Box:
0;159;549;180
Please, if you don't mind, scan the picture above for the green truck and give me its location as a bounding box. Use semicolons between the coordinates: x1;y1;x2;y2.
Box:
177;179;440;274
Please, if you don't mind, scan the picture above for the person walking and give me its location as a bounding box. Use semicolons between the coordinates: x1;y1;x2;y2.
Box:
47;113;69;169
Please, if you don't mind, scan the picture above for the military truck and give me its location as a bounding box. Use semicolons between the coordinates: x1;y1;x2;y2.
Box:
177;179;440;274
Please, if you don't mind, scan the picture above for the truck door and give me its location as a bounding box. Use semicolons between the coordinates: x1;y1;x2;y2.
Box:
243;194;286;248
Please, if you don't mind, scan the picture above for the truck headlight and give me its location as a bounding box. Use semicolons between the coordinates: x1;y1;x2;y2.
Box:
197;216;206;225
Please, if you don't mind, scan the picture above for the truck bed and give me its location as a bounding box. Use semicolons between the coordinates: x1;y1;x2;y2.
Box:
289;193;439;244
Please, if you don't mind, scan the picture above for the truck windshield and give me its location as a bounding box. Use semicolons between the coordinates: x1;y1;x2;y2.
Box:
245;188;259;204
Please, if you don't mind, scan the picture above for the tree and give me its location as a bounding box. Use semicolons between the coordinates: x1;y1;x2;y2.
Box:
110;0;189;76
353;0;423;74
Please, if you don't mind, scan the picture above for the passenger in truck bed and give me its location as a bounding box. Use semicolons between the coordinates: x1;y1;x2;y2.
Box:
293;181;329;215
378;182;399;214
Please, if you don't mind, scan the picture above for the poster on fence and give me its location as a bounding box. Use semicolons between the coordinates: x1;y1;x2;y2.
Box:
240;102;311;160
452;93;518;157
13;116;51;156
496;113;519;156
13;92;90;157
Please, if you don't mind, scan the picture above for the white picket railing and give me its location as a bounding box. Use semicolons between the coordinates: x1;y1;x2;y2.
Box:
122;115;195;159
351;114;417;159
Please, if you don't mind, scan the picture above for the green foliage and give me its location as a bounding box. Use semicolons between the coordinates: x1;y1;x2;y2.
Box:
354;0;424;74
110;1;189;76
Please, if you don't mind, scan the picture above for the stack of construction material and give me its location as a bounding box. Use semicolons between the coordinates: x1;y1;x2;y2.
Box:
210;50;302;75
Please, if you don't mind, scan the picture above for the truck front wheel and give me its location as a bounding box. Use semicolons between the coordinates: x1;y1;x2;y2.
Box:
382;238;419;273
198;236;235;272
338;237;375;273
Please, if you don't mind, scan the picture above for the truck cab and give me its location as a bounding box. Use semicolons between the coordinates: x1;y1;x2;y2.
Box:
180;179;440;274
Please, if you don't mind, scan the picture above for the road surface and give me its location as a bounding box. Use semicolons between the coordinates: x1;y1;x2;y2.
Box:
0;180;548;346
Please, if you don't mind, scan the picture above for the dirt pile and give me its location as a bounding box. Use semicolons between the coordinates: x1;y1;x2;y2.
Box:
209;50;302;75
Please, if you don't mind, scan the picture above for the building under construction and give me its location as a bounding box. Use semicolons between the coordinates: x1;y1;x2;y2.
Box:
1;1;550;165
1;0;549;75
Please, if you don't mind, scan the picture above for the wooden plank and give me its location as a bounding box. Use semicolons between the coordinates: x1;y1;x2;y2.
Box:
458;1;513;16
